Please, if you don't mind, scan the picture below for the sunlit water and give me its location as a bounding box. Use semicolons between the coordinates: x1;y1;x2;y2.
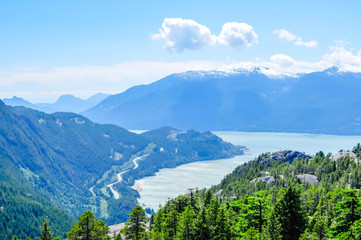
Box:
134;132;361;210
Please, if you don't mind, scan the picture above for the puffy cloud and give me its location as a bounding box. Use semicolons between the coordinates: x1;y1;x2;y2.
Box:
322;47;361;66
218;22;258;48
273;29;318;48
151;18;216;52
270;54;295;67
152;18;258;51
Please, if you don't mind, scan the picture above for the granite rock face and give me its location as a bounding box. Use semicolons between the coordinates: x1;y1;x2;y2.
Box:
332;151;357;161
251;175;275;184
258;150;313;163
296;174;319;185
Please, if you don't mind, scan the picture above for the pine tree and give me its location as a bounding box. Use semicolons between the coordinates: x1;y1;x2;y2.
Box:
195;208;210;240
204;190;213;207
163;210;179;239
262;211;282;240
124;205;147;240
38;218;53;240
274;186;308;240
179;206;195;240
66;210;110;240
214;208;232;240
331;189;361;237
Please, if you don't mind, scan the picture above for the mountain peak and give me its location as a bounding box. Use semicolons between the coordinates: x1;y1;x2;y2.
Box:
323;64;361;75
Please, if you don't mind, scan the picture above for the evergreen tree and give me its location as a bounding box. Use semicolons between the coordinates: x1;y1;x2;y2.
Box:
204;190;213;207
195;208;210;240
38;218;53;240
263;211;282;240
207;198;219;238
153;208;164;233
214;208;232;240
163;210;179;239
179;206;195;240
124;205;147;240
331;189;361;237
66;210;110;240
243;227;260;240
274;186;308;240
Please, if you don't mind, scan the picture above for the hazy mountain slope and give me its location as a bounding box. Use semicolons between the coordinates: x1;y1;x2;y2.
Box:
3;93;110;113
83;66;361;134
3;96;37;109
0;155;74;240
266;67;361;134
84;69;295;131
0;101;243;226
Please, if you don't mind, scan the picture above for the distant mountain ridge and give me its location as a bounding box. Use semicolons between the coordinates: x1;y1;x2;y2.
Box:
3;92;110;113
0;101;243;236
83;65;361;134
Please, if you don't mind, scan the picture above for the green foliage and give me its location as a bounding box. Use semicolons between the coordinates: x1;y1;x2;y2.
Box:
124;205;147;240
38;219;53;240
0;102;242;230
273;186;307;240
137;146;361;239
66;210;110;240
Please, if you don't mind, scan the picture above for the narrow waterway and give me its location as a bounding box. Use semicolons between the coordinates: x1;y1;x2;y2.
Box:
133;131;361;210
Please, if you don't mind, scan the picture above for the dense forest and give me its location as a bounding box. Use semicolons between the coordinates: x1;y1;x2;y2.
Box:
0;100;243;239
12;144;361;239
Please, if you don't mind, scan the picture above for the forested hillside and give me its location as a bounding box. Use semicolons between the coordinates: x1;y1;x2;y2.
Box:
0;101;243;239
0;156;74;240
116;144;361;239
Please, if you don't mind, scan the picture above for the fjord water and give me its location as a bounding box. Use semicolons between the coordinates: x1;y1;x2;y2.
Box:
135;131;361;210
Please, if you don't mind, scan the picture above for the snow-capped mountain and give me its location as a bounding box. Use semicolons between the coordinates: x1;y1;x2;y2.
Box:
83;66;361;134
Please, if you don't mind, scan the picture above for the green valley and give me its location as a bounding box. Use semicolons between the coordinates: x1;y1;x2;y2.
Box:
0;101;243;239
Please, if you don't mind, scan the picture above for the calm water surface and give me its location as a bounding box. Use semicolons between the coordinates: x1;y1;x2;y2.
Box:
135;132;361;210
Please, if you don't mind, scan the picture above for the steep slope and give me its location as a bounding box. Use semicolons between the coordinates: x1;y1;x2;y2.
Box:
83;66;361;134
83;68;295;131
0;155;74;240
267;66;361;134
0;101;243;226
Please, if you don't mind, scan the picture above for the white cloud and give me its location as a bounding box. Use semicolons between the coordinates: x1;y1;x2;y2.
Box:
273;29;318;48
295;38;318;48
270;54;295;67
151;18;217;52
2;47;361;102
152;18;258;51
218;22;258;48
272;29;297;41
322;46;361;66
0;60;224;102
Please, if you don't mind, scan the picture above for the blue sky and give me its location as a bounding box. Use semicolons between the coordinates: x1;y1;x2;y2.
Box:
0;0;360;102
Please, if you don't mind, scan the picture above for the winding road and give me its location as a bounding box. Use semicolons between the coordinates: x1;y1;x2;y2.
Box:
107;154;149;199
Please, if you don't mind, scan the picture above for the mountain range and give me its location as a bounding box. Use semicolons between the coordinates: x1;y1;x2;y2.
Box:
0;101;243;239
3;92;110;114
83;65;361;135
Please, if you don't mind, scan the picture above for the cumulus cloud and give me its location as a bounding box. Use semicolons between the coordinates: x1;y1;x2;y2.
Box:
270;54;295;67
322;46;361;66
218;22;258;48
273;29;318;48
151;18;217;52
152;18;258;51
